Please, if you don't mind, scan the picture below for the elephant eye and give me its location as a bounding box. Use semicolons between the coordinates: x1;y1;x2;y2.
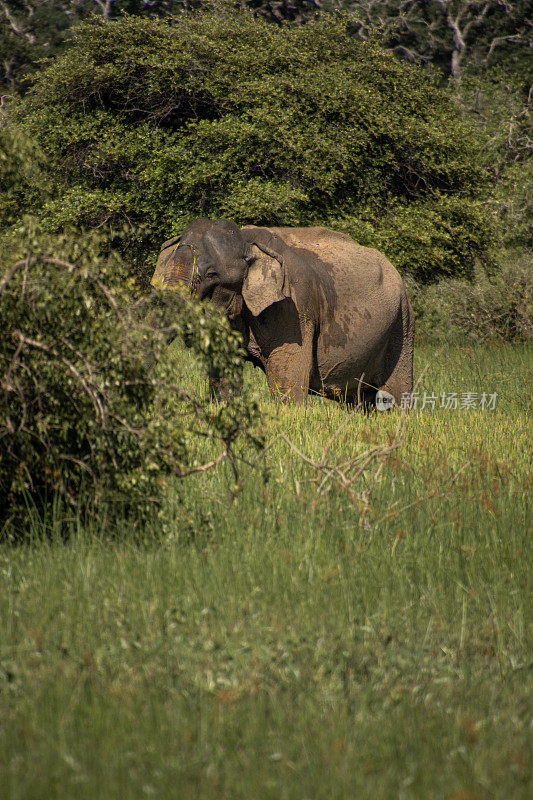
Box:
204;269;218;280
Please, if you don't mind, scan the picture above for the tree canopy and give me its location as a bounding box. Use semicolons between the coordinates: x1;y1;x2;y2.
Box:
15;8;494;281
2;1;529;93
1;1;323;92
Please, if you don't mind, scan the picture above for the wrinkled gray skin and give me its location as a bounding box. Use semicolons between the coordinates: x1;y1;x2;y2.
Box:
153;219;414;405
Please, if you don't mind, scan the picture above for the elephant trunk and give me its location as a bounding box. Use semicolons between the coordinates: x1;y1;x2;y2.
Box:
195;279;216;301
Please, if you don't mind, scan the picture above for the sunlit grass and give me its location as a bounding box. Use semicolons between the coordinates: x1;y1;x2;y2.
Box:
0;343;531;799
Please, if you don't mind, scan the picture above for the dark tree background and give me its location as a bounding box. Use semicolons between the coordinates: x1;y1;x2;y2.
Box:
2;0;530;91
343;1;531;81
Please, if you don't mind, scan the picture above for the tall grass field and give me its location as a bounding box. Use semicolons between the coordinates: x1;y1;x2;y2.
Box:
1;343;531;799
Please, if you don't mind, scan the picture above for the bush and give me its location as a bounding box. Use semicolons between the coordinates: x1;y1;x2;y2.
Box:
13;8;491;283
491;161;533;252
452;70;533;252
0;221;260;538
0;123;50;229
411;256;533;344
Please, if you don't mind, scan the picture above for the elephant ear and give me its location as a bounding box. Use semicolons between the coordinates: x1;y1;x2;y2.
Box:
242;244;290;317
163;252;195;289
151;236;182;288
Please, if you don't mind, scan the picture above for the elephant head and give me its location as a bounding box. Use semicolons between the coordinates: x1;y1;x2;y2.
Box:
153;220;243;317
191;221;294;318
154;220;339;327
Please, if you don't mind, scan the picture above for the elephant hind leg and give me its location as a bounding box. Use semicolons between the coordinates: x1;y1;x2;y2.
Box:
379;296;414;406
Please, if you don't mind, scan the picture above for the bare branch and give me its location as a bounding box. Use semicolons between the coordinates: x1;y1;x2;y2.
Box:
12;331;108;426
92;0;113;20
0;0;36;44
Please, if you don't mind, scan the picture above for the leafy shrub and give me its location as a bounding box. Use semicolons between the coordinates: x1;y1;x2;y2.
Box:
411;256;533;344
0;123;50;229
330;193;496;282
0;221;259;538
491;161;533;252
14;8;491;282
452;69;533;252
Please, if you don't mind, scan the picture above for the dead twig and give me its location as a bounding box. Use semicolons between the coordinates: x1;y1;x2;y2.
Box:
272;350;442;528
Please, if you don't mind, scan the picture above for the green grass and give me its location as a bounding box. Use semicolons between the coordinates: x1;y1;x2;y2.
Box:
1;343;531;799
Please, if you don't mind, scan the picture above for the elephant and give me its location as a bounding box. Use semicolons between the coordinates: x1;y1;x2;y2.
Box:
152;219;414;406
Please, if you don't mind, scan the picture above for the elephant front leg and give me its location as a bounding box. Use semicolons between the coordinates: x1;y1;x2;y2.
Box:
264;325;314;403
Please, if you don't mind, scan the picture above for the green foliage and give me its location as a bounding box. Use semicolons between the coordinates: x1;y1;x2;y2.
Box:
0;343;531;797
14;9;491;282
0;219;259;536
410;255;533;344
453;69;533;250
0;122;50;228
332;193;496;281
4;1;530;94
0;1;199;93
0;1;325;95
493;160;533;250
